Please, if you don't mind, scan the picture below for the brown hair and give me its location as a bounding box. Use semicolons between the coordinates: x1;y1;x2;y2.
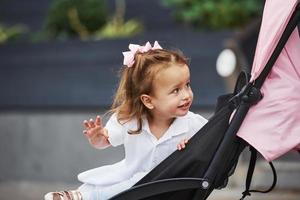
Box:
110;48;188;134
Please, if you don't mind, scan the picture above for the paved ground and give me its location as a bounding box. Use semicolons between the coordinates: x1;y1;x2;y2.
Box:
1;181;299;200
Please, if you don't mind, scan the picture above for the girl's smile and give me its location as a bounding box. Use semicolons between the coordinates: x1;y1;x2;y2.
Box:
178;101;191;110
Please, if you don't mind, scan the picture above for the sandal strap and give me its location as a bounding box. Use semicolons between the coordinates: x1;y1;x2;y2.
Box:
50;190;82;200
64;191;72;200
70;190;82;200
53;192;63;200
75;190;83;200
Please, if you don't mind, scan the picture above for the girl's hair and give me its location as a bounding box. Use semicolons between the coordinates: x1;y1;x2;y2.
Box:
110;48;189;134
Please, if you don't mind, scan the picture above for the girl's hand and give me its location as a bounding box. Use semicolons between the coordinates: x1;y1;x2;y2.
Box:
177;139;188;150
83;115;111;149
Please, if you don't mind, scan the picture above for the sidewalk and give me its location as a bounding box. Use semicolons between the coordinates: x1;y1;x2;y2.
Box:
211;188;300;200
1;181;299;200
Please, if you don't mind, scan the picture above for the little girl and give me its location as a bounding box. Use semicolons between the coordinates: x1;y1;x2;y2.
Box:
44;41;207;200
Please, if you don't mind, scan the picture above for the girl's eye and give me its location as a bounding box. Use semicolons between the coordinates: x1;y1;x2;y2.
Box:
172;88;179;94
186;82;191;88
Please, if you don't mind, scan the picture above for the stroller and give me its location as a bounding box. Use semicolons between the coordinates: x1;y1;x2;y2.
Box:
109;1;300;199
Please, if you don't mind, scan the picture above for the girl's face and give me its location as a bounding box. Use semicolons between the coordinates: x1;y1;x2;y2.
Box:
146;64;193;120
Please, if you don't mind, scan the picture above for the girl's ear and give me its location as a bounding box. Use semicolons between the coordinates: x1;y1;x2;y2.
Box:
140;94;154;109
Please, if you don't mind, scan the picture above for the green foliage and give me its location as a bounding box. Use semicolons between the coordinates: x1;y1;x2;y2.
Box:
42;0;143;40
0;23;28;43
44;0;108;38
162;0;263;30
96;18;143;39
94;0;143;39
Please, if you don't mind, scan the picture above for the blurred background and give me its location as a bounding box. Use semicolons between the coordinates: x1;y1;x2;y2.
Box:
0;0;299;199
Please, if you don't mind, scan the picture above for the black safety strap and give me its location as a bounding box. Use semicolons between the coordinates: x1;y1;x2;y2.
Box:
240;146;277;200
240;146;257;200
248;162;277;194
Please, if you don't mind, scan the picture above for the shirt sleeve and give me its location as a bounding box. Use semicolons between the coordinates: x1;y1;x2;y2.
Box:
187;111;208;138
105;113;126;147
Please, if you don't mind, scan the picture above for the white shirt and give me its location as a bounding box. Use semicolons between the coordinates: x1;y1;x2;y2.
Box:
78;111;207;187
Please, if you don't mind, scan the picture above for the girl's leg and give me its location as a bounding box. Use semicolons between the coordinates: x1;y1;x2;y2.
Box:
100;180;135;200
100;172;147;199
78;172;147;200
78;182;132;200
78;183;99;200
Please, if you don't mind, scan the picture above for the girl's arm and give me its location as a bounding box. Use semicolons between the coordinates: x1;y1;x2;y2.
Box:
83;115;111;149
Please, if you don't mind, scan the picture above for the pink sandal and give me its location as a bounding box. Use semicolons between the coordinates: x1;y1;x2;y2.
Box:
44;190;82;200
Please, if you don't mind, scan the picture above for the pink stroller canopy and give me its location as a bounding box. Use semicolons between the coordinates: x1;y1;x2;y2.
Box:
237;0;300;161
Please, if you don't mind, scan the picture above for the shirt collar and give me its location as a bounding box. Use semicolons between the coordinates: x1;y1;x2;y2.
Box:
142;115;189;140
165;115;189;137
